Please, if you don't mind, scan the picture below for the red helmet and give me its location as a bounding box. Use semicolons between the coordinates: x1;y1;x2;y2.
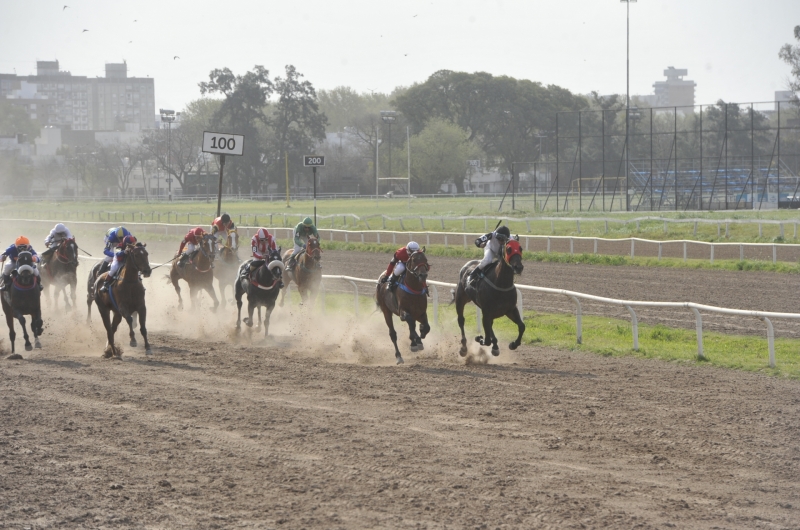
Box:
123;235;137;246
191;227;206;237
257;228;271;240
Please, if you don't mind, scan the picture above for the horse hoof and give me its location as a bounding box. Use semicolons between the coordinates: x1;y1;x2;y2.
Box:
409;344;419;353
474;335;483;344
6;354;23;360
459;345;467;357
417;343;424;351
396;355;404;365
509;342;518;351
34;341;41;349
130;340;137;348
25;344;33;352
491;348;500;357
243;318;253;327
145;349;153;356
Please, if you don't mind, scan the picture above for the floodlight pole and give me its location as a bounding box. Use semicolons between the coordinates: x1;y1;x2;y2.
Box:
407;125;411;209
621;0;636;211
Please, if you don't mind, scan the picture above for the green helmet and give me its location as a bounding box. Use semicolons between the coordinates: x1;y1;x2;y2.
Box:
302;217;313;226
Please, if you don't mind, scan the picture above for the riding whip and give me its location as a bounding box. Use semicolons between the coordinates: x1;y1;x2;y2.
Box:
78;247;93;256
150;254;181;271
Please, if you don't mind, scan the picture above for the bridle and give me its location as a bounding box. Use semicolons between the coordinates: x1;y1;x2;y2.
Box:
123;243;151;278
305;238;321;260
55;238;78;266
502;239;523;268
193;235;216;273
405;250;430;280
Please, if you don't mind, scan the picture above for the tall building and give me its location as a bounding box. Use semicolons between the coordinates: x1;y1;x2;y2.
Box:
652;67;696;108
0;60;155;131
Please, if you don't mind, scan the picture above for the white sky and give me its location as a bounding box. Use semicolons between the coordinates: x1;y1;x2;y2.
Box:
1;0;797;112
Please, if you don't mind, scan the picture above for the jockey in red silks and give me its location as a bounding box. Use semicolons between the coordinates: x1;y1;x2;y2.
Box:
382;241;420;292
211;212;236;254
178;227;208;268
248;228;277;274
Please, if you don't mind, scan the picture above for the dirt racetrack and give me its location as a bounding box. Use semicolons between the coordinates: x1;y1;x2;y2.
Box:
1;224;800;528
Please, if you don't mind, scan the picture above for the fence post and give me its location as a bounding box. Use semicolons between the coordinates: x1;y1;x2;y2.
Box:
717;223;720;237
658;242;662;260
345;233;348;243
382;216;387;229
594;239;598;254
463;234;466;249
420;217;425;230
773;244;777;264
525;220;530;232
320;282;326;314
760;316;775;368
710;245;714;264
570;238;574;255
683;242;687;262
569;295;582;344
377;233;381;244
630;239;635;259
347;280;359;317
517;288;523;319
444;235;448;247
759;223;762;238
547;237;551;253
690;307;704;360
440;218;445;230
625;305;639;351
740;244;744;261
431;285;439;325
426;233;430;246
361;233;364;243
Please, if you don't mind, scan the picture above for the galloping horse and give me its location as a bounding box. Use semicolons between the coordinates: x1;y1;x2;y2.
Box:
169;234;219;311
279;236;322;306
213;229;240;308
41;237;79;311
93;242;152;358
235;248;284;339
454;238;525;357
1;251;43;356
376;249;431;364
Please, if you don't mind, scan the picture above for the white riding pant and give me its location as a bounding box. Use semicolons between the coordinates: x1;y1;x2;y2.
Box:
292;243;305;259
103;254;114;263
185;242;197;254
109;256;123;277
392;262;406;277
3;260;39;277
477;246;498;270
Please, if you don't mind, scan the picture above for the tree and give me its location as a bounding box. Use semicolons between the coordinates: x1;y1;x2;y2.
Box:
33;157;69;195
142;124;202;194
779;25;800;103
395;119;483;194
95;140;142;196
0;100;39;139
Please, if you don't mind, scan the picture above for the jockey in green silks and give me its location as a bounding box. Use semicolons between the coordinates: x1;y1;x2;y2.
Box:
286;217;319;272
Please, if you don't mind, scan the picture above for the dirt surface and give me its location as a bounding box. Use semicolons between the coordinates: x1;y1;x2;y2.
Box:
2;223;800;528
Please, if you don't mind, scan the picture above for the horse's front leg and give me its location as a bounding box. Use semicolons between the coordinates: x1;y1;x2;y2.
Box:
234;282;244;331
263;300;276;338
126;314;137;348
18;316;32;352
108;311;124;358
70;279;78;311
137;306;152;355
418;312;431;340
482;312;500;356
5;311;16;354
206;281;219;313
243;299;255;328
406;318;422;352
32;310;42;349
505;307;526;351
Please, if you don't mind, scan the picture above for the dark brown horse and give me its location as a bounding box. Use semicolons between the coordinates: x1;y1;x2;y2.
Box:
279;236;322;307
41;237;79;311
454;238;525;357
93;242;152;358
213;229;240;308
376;249;431;364
169;233;219;311
235;250;284;339
1;251;43;356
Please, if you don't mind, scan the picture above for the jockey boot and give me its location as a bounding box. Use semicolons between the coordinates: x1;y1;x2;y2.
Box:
467;267;482;285
285;256;296;272
389;275;400;292
1;274;10;291
177;252;189;268
98;276;113;294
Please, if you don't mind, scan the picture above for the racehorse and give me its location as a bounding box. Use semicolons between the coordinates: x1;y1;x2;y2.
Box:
41;237;79;311
169;233;219;311
213;229;240;308
1;251;43;356
279;236;322;307
235;248;284;339
93;242;152;358
454;237;525;357
375;248;431;364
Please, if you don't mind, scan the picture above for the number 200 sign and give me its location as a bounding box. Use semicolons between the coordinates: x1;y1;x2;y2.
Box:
303;155;325;167
202;131;245;156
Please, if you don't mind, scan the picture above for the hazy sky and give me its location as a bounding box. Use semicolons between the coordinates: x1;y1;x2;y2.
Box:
1;0;797;112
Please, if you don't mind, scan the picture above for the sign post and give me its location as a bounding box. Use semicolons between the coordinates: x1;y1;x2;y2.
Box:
202;131;245;217
303;155;325;224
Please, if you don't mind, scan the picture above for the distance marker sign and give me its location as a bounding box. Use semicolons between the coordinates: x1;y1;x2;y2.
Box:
202;131;245;156
303;155;325;167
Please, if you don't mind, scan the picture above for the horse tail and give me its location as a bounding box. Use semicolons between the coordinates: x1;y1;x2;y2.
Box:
448;288;456;306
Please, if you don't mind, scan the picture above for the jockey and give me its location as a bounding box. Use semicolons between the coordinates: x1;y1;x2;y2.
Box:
286;217;319;272
247;228;277;274
178;227;208;268
469;225;511;283
98;235;137;293
41;223;73;264
1;236;40;291
103;226;132;274
382;241;420;292
211;212;236;251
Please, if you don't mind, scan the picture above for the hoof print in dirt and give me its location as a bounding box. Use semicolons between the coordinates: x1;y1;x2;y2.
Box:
5;353;23;360
109;483;123;490
158;480;172;488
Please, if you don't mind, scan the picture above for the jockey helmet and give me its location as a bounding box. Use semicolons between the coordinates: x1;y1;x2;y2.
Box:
123;235;137;246
15;235;30;249
302;217;313;226
109;227;127;240
221;213;231;224
495;226;511;240
406;241;420;252
55;223;67;234
257;228;271;240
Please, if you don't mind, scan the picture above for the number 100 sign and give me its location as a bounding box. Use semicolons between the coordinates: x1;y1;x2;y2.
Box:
202;131;245;156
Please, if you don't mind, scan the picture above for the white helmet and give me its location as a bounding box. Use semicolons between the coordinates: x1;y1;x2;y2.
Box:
55;223;67;234
406;241;420;252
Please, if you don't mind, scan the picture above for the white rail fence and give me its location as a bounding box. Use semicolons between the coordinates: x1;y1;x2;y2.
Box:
10;218;800;264
316;276;799;369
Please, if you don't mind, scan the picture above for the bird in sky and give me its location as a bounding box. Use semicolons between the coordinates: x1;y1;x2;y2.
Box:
413;14;417;17
129;41;133;44
63;5;69;10
133;19;137;22
82;29;89;32
173;56;180;60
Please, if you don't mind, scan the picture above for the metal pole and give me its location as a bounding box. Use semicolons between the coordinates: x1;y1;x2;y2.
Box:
511;162;516;210
406;125;411;209
285;151;290;207
313;166;317;225
375;125;380;205
625;0;630;211
725;104;728;210
216;154;225;217
167;121;172;202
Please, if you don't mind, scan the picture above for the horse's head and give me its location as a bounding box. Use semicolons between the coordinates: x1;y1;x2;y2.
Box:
269;246;282;264
13;251;37;287
407;247;430;283
201;234;217;262
503;238;524;275
305;237;321;263
227;229;239;251
265;259;284;284
58;237;79;265
127;242;152;278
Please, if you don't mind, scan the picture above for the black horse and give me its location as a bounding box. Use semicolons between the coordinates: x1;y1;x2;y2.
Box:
454;238;525;356
235;248;284;339
2;251;43;356
41;237;79;311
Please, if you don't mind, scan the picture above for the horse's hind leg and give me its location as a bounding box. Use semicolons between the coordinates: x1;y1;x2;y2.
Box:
482;312;500;356
170;269;184;310
455;286;470;356
5;312;16;354
206;283;220;313
505;307;526;351
383;309;403;364
138;306;152;355
32;310;42;349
